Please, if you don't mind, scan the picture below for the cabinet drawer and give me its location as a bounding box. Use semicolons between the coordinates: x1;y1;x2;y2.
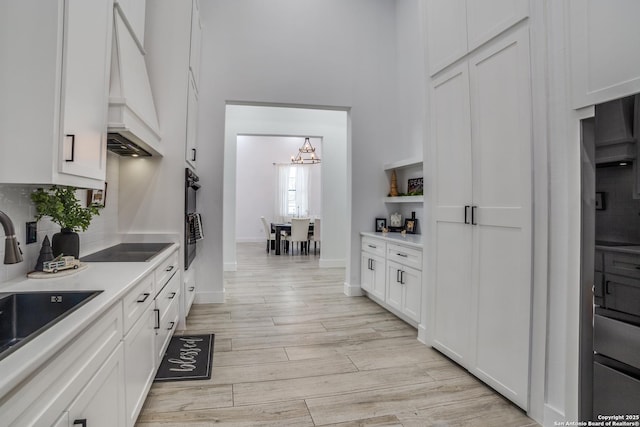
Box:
603;273;640;317
156;270;180;318
387;243;422;270
185;278;196;315
156;292;180;364
604;252;640;279
362;237;386;257
155;250;179;293
122;274;154;334
593;361;640;417
594;314;640;369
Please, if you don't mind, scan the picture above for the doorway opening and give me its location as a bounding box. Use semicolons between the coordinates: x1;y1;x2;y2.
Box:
222;104;350;273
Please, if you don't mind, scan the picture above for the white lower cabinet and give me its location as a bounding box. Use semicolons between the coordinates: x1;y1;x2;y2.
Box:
2;304;123;426
360;251;386;301
360;234;423;325
386;261;422;323
155;270;181;365
123;304;156;427
67;344;126;427
0;249;182;427
124;249;180;427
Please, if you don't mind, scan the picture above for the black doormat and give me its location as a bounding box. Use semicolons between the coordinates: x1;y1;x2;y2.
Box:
154;334;214;382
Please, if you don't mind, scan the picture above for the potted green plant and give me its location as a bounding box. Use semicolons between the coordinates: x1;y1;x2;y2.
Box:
31;186;102;258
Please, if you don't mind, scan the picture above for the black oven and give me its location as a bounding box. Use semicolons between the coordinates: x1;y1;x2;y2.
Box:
185;167;201;270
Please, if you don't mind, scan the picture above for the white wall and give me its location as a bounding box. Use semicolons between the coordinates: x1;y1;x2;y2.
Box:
224;106;347;271
197;0;404;295
236;135;322;242
0;154;120;284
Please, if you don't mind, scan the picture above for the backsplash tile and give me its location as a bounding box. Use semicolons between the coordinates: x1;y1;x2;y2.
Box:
0;154;120;284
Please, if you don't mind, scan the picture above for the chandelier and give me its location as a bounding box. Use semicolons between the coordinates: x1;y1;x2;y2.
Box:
291;137;321;164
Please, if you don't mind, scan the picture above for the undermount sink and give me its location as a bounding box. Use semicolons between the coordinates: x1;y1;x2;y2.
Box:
0;290;102;361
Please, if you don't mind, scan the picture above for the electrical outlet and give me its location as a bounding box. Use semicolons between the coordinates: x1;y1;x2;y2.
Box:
26;221;37;244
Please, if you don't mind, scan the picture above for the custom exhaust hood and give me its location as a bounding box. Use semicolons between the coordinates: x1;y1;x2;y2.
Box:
107;8;162;157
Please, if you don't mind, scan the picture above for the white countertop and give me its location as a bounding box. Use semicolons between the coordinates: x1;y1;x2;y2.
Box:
0;242;179;398
361;231;424;249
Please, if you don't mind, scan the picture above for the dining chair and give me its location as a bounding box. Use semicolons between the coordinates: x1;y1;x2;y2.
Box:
260;216;277;253
312;218;321;255
285;217;310;255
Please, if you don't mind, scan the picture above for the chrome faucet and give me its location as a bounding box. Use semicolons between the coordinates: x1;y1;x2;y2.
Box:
0;210;23;264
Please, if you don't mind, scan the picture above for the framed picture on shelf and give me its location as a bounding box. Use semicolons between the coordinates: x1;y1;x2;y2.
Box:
375;218;387;232
407;177;423;194
404;218;418;234
87;183;107;207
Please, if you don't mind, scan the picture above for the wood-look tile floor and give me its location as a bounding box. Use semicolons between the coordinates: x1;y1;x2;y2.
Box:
136;243;537;427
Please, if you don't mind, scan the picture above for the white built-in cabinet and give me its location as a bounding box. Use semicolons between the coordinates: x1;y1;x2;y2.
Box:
426;0;528;76
186;73;200;167
430;25;532;410
361;237;387;301
186;0;202;168
0;0;113;189
361;235;423;325
0;249;181;427
569;0;640;108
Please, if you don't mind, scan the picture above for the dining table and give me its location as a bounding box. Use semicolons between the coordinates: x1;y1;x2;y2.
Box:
271;222;315;255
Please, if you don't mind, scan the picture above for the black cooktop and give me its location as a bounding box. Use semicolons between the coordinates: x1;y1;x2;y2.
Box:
81;243;172;262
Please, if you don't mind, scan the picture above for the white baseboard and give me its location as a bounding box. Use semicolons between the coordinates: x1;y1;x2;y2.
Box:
543;404;565;427
319;258;346;268
194;290;225;304
343;282;363;296
223;262;237;272
417;324;428;345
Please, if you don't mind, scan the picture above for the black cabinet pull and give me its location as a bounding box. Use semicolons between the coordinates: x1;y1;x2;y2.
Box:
137;293;150;303
464;205;470;224
168;321;175;330
471;206;477;225
396;253;408;258
154;308;160;329
396;269;401;283
191;148;197;162
368;244;376;249
166;265;175;272
400;271;405;285
73;420;87;427
65;134;75;162
168;292;176;299
189;286;195;291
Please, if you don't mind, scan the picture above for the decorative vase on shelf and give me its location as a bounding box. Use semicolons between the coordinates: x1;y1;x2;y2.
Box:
52;228;80;258
389;170;399;197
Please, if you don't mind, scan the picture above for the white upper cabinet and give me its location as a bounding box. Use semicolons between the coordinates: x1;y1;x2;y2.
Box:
0;0;113;188
115;0;146;47
186;72;199;168
466;0;528;51
569;0;640;108
426;0;467;76
189;0;203;90
426;0;528;76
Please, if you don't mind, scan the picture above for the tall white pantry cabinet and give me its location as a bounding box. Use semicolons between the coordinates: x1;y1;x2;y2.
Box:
426;0;532;410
